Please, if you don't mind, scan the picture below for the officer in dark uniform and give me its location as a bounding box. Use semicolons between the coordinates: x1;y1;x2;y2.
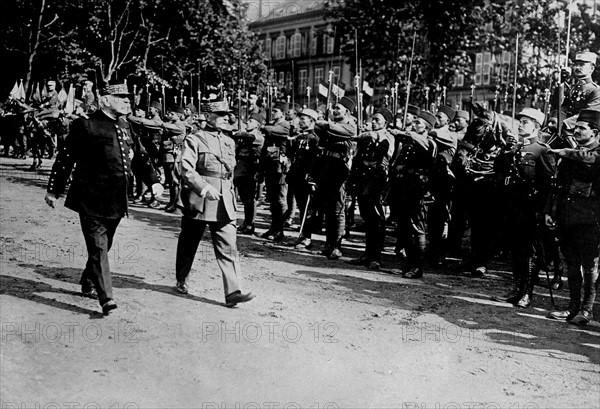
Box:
287;108;320;249
493;108;556;308
260;101;291;241
546;109;600;326
313;96;358;259
232;113;265;235
44;82;162;315
349;108;395;269
389;110;437;278
554;51;600;118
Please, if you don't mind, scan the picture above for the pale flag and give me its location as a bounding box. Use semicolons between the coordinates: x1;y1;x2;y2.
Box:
331;83;345;98
362;81;374;97
64;85;75;114
8;80;19;99
17;80;26;101
57;88;68;104
318;83;328;97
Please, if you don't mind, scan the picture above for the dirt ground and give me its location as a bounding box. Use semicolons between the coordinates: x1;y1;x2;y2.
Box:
0;156;599;409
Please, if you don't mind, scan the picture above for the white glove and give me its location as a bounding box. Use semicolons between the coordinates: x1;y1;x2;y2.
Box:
202;184;222;200
151;183;164;197
44;193;58;208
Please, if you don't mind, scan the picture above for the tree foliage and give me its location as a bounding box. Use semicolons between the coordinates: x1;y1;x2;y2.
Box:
326;0;599;106
0;0;266;101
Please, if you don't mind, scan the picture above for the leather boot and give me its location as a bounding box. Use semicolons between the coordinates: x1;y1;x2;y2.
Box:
550;270;564;290
492;276;522;303
517;260;536;309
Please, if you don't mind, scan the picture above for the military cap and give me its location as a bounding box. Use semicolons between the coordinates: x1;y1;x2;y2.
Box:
149;101;162;111
201;99;231;114
338;96;356;113
577;109;600;129
100;82;131;97
418;110;437;129
169;105;185;115
516;107;545;126
317;104;327;114
407;104;420;116
299;108;319;121
248;112;264;124
185;103;197;114
454;110;470;121
375;108;394;124
575;51;597;65
47;80;56;86
292;103;302;114
437;105;455;121
197;113;207;121
273;101;289;112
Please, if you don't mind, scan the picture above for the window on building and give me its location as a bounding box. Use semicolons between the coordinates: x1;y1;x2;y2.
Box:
265;38;272;60
474;52;491;86
285;72;292;90
278;71;285;86
323;34;334;54
310;29;317;56
314;67;324;87
290;33;302;58
275;35;286;60
501;51;512;83
299;69;308;95
333;66;340;83
455;72;464;87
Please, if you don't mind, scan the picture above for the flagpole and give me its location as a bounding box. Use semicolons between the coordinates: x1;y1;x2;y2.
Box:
511;33;519;127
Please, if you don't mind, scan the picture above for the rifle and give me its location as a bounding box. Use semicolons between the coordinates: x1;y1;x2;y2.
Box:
326;70;334;118
402;32;417;129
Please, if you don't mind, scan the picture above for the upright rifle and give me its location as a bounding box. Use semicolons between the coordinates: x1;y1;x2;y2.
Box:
402;32;417;130
326;70;334;119
511;34;519;129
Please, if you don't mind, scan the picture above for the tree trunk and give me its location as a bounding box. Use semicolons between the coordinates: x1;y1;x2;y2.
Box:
25;0;47;99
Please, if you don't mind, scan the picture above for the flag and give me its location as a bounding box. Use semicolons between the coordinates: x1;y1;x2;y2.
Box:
17;80;26;101
64;85;75;114
8;80;19;99
57;88;68;105
32;83;42;103
362;81;374;97
331;83;345;99
318;83;328;97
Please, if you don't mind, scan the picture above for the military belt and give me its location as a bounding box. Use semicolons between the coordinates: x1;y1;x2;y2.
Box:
197;169;232;180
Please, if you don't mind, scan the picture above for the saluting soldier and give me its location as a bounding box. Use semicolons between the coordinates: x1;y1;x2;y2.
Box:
554;51;600;118
313;96;358;259
546;109;600;326
349;108;395;269
493;108;556;308
287;108;320;249
260;101;291;241
428;105;458;265
161;105;187;212
232;113;265;235
44;82;163;315
389;110;438;278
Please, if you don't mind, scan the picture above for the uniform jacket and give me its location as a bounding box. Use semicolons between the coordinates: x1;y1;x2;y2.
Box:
262;117;291;157
232;128;265;180
495;140;556;211
177;128;237;222
287;128;320;182
545;141;600;227
314;116;358;167
161;119;187;163
47;110;159;219
556;78;600;118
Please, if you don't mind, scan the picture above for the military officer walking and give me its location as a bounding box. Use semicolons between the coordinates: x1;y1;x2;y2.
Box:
45;82;163;315
175;99;254;307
